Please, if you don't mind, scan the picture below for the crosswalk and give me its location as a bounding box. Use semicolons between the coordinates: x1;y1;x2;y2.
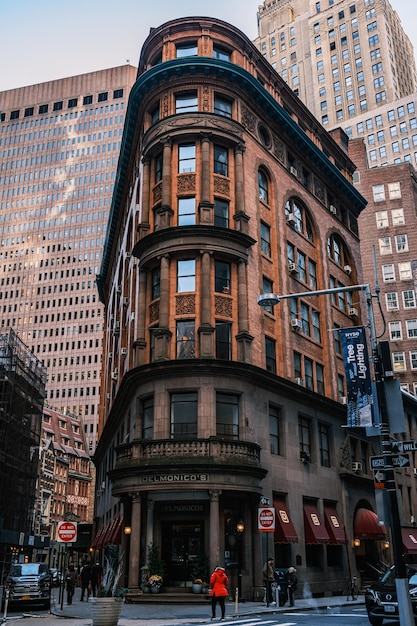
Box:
213;619;296;626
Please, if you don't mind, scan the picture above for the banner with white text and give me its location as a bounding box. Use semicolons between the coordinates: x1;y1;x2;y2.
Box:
340;326;374;428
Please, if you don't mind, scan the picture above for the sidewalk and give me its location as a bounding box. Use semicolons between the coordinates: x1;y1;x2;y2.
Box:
51;589;364;625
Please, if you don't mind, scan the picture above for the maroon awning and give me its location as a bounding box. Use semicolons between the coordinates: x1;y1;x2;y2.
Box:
402;528;417;553
303;502;330;544
353;508;386;539
274;498;298;543
324;505;346;545
108;516;123;546
91;524;106;550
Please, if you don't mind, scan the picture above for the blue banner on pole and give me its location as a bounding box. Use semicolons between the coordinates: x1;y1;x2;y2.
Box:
340;326;374;428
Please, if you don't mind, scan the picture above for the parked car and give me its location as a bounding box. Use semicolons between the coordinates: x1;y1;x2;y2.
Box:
1;562;51;610
365;565;417;625
49;567;61;587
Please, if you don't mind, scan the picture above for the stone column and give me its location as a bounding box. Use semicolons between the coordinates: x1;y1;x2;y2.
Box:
129;492;141;591
156;139;174;229
209;490;222;571
138;156;150;239
233;145;249;234
199;134;213;223
236;258;254;363
198;251;214;357
153;255;171;360
134;269;147;366
146;499;155;560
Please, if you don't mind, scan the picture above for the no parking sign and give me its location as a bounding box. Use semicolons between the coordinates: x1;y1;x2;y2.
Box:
258;507;275;532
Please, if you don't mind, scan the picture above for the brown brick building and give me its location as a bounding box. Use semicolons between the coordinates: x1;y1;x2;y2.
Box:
92;16;391;598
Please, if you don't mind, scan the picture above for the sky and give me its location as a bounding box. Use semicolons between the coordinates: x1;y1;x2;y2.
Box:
0;0;416;93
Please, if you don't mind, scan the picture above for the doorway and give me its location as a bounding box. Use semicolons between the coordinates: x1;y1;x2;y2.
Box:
161;521;204;587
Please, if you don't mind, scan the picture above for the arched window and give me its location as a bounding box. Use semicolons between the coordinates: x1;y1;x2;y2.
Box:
285;197;314;242
327;233;350;268
258;169;269;204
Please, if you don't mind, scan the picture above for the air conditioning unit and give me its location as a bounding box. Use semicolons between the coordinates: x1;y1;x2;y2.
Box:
116;285;122;293
111;369;118;380
341;396;348;405
352;462;362;472
414;469;417;477
288;262;299;274
121;347;127;356
286;213;297;227
290;166;298;177
329;204;337;215
122;297;129;307
295;377;304;386
348;307;358;318
344;264;352;275
300;451;311;463
291;318;303;330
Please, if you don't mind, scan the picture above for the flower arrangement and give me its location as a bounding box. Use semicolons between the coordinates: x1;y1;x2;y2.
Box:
148;574;163;588
193;578;202;584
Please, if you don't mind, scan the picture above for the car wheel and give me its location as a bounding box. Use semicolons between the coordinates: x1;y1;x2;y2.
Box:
368;618;383;626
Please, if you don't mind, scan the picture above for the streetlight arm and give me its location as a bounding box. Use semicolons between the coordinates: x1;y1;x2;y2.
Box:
257;284;370;307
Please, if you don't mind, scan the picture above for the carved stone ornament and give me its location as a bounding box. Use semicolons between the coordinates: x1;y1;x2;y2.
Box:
240;106;257;133
215;295;233;317
176;294;196;315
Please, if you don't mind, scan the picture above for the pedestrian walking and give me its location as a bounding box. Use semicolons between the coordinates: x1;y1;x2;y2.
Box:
90;561;103;597
65;564;77;605
210;566;229;620
287;566;298;607
262;557;275;607
80;562;92;601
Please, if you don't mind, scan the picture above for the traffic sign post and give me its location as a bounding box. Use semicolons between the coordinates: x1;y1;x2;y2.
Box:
258;507;275;533
57;521;78;543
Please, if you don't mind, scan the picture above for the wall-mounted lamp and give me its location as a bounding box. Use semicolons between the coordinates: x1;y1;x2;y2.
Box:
353;538;361;547
383;540;390;550
236;520;245;534
124;526;132;535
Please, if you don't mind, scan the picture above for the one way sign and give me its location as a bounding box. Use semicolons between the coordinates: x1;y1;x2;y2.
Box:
370;454;410;470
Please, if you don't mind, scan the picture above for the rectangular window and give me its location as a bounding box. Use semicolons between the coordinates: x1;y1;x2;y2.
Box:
214;145;228;176
171;392;198;438
176;91;198;113
403;290;416;308
389;182;402;198
399;262;412;280
53;101;63;111
269;405;281;455
179;144;196;173
410;351;417;370
299;416;312;461
176;43;198;57
304;357;314;390
386;292;399;310
393;352;406;372
98;92;108;102
395;234;408;253
214;199;229;228
407;319;417;338
114;89;124;99
262;277;274;314
152;266;161;300
178;197;196;226
213;46;230;61
392;208;405;225
215;261;231;293
319;423;330;467
39;104;48;114
177;259;196;292
142;396;154;439
378;237;391;255
176;320;195;359
214;94;232;117
83;95;93;106
261;222;271;257
265;337;276;374
68;98;78;108
389;321;402;340
215;322;231;360
372;184;385;201
376;211;388;228
216;393;239;439
155;152;163;183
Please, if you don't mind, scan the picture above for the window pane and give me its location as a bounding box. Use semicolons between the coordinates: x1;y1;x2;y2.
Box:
171;392;198;438
216;393;239;438
215;322;231;359
177;259;195;292
176;320;195;359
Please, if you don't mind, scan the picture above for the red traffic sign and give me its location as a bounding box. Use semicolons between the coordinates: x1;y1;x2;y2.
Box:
258;507;275;532
57;521;78;543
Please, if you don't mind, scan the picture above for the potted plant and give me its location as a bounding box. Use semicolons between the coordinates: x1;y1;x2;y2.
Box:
89;547;128;626
192;578;203;593
146;542;166;593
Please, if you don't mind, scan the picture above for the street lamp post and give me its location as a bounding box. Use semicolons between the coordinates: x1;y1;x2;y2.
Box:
258;282;414;626
236;519;245;602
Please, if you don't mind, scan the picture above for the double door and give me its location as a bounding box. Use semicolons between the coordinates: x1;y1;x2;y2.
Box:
161;521;204;587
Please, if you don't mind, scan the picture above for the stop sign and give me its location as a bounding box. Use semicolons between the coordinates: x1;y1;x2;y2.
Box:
57;521;78;543
258;507;275;532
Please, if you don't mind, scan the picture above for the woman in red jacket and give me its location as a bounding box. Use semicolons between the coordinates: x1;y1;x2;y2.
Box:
210;566;229;620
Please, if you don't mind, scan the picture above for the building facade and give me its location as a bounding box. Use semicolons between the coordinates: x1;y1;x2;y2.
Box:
0;65;137;453
255;0;417;129
91;16;398;598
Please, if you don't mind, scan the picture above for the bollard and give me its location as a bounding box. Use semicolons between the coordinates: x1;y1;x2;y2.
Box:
2;587;10;623
234;586;239;616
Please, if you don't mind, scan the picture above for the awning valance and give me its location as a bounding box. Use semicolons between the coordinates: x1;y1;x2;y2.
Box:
402;528;417;553
353;508;386;539
274;498;298;543
303;502;330;544
324;505;346;545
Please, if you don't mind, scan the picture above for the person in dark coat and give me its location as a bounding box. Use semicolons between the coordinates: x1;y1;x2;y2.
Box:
210;566;229;620
80;562;92;601
262;557;275;607
287;566;298;607
90;561;103;597
65;564;77;605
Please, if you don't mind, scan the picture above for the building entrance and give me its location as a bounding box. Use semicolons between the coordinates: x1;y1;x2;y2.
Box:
161;521;204;587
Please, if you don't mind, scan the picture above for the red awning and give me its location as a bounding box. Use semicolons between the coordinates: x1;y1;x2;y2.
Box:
402;528;417;553
108;516;123;546
91;524;106;550
324;505;346;545
353;508;386;539
303;502;331;544
274;498;298;543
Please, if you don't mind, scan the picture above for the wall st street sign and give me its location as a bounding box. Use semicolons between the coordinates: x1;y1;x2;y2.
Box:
391;440;417;454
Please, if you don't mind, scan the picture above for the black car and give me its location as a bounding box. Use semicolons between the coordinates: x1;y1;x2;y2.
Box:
1;562;51;610
365;565;417;625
